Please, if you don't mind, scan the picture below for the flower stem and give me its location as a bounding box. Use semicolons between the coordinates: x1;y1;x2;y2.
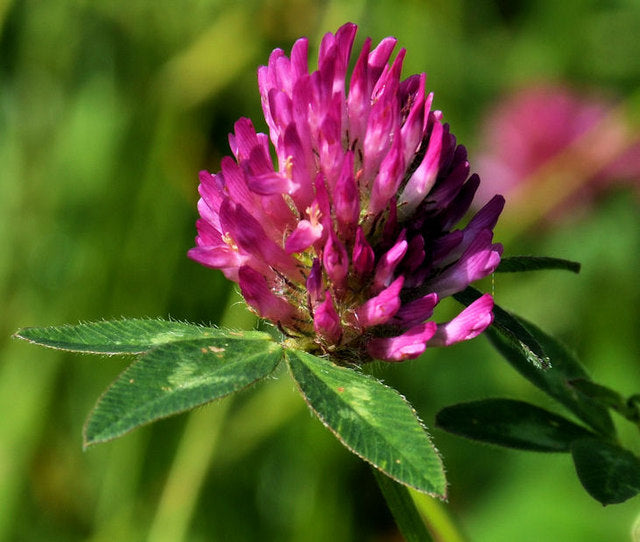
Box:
371;467;435;542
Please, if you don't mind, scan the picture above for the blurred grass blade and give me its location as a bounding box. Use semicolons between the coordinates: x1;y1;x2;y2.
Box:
571;438;640;505
485;317;615;438
454;286;550;369
496;256;581;274
409;489;467;542
84;336;283;446
436;399;595;452
286;349;446;498
147;400;232;542
14;319;267;354
371;467;434;542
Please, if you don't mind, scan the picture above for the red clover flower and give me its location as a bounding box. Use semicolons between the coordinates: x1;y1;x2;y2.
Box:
189;23;504;363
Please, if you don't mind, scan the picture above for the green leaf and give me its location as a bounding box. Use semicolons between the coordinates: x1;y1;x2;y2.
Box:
496;256;581;274
14;319;253;354
436;399;595;452
570;379;640;427
571;438;640;505
286;349;446;498
84;335;283;446
485;318;615;438
454;286;550;370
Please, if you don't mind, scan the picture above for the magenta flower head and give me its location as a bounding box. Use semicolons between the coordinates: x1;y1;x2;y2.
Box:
189;23;504;364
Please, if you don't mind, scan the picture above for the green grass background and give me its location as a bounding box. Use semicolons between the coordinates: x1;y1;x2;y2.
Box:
1;1;639;540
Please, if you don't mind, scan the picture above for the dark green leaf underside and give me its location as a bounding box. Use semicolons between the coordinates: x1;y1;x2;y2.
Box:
286;349;446;498
436;399;595;452
84;336;283;446
14;319;269;354
496;256;581;274
571;438;640;505
485;318;615;438
454;286;550;370
570;379;640;426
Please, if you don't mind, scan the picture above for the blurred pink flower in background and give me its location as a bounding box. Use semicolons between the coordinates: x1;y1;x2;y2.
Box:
474;84;640;225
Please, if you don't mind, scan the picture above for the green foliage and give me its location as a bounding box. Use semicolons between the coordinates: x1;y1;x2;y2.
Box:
570;379;640;428
436;399;595;452
14;319;244;354
286;349;447;498
484;317;615;438
455;286;550;370
4;1;640;540
15;320;284;447
16;320;448;500
496;256;581;274
83;334;283;446
12;256;640;529
571;439;640;505
441;293;640;505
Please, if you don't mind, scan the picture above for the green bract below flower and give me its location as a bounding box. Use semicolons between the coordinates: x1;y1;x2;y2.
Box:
189;23;504;363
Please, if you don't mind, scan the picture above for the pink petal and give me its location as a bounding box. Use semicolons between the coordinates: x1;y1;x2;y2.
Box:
429;294;494;346
431;230;464;266
218;158;253;207
197;171;225;226
367;322;437;362
352;226;375;276
426;229;502;297
316;115;344;190
424;146;469;211
283;123;314;207
381;196;399;247
369;131;405;216
239;266;298;324
402;235;426;274
346;37;373;146
439;173;481;231
356;276;405;328
368;37;399;89
465;194;506;235
246;171;294;195
228;117;259;161
398;117;443;218
187;247;242;279
334;151;360;237
319;23;357;100
189;218;246;273
306;258;323;308
313;174;332;231
290;37;309;79
373;232;408;292
399;73;428;164
314;293;342;345
219;199;301;280
392;293;439;327
285;213;323;254
322;231;349;289
361;51;404;185
268;90;292;135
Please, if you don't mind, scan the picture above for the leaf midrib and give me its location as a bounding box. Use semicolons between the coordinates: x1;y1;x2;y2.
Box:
287;351;443;492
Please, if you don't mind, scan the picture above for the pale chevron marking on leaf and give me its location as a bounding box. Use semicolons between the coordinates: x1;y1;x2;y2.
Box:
286;349;446;498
